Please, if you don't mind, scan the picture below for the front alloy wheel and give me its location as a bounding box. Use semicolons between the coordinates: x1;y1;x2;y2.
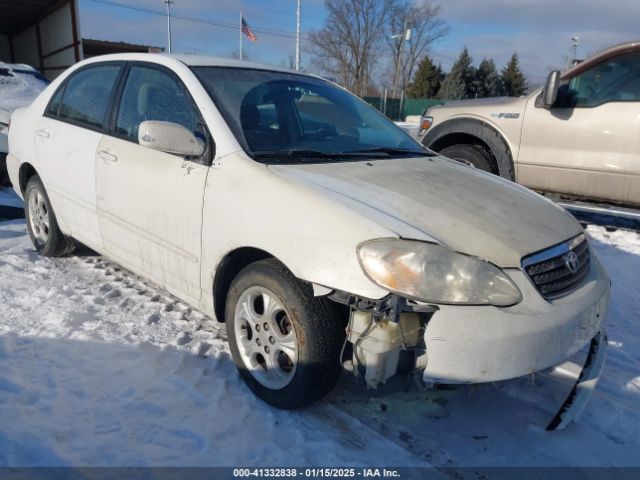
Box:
234;286;298;390
226;259;344;409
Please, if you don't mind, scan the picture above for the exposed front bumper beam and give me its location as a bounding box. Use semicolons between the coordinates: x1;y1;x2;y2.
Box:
547;329;608;431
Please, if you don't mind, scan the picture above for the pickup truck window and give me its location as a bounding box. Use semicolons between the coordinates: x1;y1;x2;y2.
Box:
562;52;640;107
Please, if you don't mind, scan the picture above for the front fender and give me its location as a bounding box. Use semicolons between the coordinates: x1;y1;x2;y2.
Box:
199;153;394;317
423;117;516;180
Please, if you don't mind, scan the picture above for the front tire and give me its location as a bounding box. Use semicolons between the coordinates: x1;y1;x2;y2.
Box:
226;258;344;409
440;144;494;173
24;175;74;257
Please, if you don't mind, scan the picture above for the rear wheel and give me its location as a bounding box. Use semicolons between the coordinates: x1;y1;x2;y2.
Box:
24;175;74;257
440;144;494;173
226;258;344;409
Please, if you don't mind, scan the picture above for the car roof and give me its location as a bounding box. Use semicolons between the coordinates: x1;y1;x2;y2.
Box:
76;52;301;75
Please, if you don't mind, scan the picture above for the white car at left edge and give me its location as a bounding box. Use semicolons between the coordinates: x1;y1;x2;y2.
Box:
0;62;49;184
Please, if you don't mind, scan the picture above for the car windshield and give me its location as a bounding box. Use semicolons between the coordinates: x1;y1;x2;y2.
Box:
192;67;431;163
0;66;49;112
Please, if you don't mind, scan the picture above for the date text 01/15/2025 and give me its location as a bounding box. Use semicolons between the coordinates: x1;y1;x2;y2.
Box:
233;468;401;478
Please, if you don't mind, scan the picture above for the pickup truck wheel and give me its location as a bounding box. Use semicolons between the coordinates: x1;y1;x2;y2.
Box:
226;258;343;409
25;175;74;257
439;144;494;173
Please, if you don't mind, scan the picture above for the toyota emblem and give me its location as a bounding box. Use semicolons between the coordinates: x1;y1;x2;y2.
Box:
565;252;580;273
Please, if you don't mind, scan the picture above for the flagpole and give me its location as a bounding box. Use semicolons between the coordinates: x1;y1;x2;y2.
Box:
239;11;243;60
165;0;173;54
295;0;301;70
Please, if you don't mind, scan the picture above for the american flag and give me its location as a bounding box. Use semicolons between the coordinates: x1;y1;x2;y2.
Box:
241;17;257;42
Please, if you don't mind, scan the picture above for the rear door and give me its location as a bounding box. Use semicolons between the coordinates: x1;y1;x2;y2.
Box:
33;63;123;248
96;63;211;301
518;52;640;205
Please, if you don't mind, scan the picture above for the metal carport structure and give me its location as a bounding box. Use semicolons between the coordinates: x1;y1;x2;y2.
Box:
0;0;81;79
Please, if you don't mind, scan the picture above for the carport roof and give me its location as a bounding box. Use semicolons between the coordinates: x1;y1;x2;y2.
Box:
0;0;61;35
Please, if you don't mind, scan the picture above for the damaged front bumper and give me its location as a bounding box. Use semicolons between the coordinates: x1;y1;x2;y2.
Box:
417;252;610;431
332;249;610;431
546;328;607;431
420;253;610;384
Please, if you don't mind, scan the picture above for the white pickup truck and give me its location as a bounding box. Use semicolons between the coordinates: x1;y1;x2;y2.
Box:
419;41;640;207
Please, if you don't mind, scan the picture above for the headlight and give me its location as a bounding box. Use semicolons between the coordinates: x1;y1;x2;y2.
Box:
358;239;522;306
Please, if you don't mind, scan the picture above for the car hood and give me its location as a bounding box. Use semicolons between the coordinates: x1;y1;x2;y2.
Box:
435;96;524;109
268;156;582;268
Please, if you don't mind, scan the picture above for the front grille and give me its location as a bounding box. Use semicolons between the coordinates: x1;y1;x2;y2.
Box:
522;234;591;300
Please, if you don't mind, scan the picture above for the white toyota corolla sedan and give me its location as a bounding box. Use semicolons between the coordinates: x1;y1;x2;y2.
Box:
6;54;610;429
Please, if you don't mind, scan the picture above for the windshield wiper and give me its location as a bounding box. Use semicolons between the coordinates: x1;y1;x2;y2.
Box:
253;148;372;159
343;147;435;157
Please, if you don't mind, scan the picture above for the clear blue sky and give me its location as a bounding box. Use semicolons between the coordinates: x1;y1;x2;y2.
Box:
78;0;640;87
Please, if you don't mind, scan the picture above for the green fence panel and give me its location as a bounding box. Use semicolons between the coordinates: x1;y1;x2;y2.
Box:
363;97;444;121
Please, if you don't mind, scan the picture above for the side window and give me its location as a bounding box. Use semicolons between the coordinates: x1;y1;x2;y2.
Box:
115;66;200;141
45;84;65;117
563;53;640;107
58;65;121;128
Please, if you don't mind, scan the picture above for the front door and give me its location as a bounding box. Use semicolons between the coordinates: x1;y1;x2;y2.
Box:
96;64;211;301
517;52;640;205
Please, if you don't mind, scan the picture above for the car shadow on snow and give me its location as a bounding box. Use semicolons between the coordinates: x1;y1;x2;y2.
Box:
0;331;429;469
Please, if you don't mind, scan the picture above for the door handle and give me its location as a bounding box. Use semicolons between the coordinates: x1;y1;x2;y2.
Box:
98;150;118;163
36;129;50;139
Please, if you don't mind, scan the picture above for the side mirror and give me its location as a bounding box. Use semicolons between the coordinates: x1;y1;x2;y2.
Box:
138;120;205;157
541;70;561;108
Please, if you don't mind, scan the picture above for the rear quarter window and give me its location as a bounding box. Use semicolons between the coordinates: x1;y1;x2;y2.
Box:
58;65;121;129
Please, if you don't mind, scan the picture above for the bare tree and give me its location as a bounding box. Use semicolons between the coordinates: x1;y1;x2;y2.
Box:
307;0;393;97
385;1;447;97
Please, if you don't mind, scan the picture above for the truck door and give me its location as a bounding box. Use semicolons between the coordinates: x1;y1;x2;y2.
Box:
518;52;640;205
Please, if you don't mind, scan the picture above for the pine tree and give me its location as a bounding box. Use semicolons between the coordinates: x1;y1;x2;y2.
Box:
406;56;443;98
439;47;475;100
501;53;528;96
473;58;501;97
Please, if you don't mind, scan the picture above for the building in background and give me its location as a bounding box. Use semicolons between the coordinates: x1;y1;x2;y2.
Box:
0;1;162;80
0;0;82;79
82;38;163;59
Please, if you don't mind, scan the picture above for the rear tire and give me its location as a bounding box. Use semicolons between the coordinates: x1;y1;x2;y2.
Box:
226;258;344;409
439;144;494;173
24;175;74;257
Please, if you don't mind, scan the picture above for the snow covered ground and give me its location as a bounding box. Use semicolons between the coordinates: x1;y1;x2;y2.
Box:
0;189;639;469
394;121;420;139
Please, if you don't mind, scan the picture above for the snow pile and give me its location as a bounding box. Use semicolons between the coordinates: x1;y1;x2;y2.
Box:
0;219;638;467
394;121;420;139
